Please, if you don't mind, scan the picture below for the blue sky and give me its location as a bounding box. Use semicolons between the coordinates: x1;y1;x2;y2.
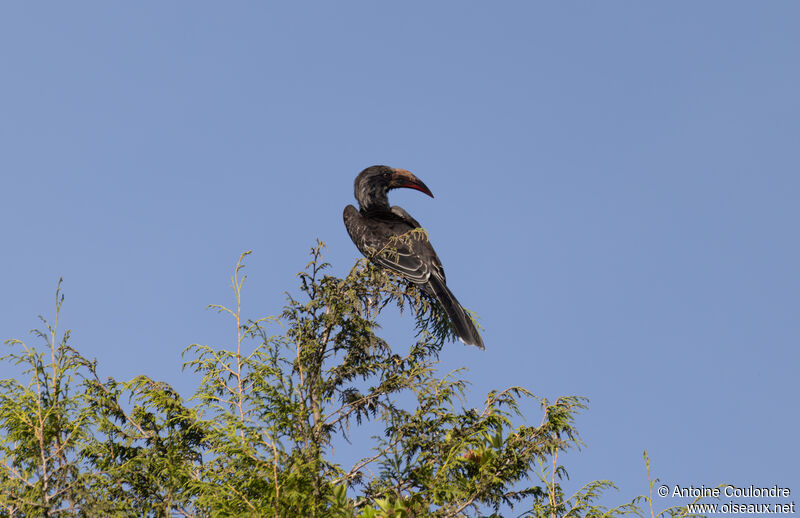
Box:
1;2;798;511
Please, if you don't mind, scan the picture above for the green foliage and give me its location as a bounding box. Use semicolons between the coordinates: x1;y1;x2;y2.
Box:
0;242;700;517
0;280;96;516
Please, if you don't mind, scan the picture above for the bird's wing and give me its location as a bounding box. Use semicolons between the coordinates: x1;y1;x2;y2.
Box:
344;205;437;286
345;204;483;348
391;205;446;284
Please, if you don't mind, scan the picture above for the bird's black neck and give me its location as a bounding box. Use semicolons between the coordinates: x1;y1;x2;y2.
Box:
356;186;391;212
359;200;391;213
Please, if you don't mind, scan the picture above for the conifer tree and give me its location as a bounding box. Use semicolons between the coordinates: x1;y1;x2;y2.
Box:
0;241;698;517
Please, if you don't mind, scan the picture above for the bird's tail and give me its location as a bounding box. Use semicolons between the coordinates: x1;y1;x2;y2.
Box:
427;274;485;349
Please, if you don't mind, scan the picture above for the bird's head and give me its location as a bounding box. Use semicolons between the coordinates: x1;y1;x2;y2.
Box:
354;165;434;210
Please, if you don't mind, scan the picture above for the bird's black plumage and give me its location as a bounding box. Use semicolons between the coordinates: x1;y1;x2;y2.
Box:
343;165;484;349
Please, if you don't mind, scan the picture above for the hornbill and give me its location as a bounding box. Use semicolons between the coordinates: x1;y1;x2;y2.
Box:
343;165;484;349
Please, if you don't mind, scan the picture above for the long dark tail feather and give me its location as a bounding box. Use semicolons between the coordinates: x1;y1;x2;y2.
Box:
427;274;485;349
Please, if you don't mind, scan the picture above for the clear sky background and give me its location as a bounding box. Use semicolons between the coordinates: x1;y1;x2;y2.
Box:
1;2;798;512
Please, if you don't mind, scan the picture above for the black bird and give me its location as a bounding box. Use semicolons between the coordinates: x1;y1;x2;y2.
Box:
343;165;484;349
